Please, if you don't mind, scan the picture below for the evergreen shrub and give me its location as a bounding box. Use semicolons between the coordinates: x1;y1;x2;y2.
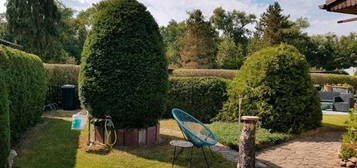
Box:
0;45;47;142
0;70;9;167
217;44;322;133
0;45;47;165
341;108;357;160
80;0;168;129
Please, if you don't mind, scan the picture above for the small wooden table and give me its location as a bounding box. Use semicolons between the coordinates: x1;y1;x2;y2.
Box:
170;140;194;168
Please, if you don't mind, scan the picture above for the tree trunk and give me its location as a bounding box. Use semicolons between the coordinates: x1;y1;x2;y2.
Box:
238;116;259;168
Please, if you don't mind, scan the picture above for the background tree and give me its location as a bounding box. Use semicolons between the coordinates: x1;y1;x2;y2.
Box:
0;13;12;41
310;34;340;70
160;20;186;67
179;10;218;69
57;4;80;63
6;0;68;62
256;2;292;46
336;33;357;69
56;3;98;64
216;36;244;69
281;18;321;68
211;7;256;56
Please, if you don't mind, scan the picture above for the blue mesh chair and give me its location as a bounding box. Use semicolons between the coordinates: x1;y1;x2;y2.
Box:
172;108;218;168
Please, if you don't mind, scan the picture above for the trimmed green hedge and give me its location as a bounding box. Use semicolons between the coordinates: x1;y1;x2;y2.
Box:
80;0;168;129
43;64;357;90
172;69;236;79
167;77;228;122
44;64;80;86
311;73;357;90
0;45;47;144
217;44;322;133
0;70;9;167
44;64;80;106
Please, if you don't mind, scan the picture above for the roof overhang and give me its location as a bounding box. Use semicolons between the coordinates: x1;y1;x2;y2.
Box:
320;0;357;15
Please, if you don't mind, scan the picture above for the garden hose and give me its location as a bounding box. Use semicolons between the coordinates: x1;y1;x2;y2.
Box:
104;117;117;147
87;116;117;148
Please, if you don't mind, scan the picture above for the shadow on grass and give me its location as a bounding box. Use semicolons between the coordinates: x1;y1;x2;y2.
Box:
14;117;234;168
15;118;80;168
117;134;236;168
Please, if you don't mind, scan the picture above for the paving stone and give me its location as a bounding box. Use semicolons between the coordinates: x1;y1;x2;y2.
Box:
257;131;343;168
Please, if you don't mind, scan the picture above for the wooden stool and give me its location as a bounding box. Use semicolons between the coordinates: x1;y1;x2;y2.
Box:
170;140;193;168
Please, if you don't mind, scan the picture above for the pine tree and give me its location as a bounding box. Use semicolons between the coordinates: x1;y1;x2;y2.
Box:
257;2;292;46
179;10;217;69
6;0;67;62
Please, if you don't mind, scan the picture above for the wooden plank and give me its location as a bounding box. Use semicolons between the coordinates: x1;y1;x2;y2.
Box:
337;17;357;23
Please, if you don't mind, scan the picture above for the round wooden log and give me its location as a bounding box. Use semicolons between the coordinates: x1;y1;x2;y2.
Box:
238;116;259;168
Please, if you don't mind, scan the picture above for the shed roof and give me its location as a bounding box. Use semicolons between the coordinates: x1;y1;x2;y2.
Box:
320;0;357;14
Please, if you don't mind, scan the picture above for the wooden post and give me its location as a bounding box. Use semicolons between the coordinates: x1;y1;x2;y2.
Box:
238;116;259;168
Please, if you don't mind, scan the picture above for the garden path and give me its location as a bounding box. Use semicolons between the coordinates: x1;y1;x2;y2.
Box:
257;131;343;168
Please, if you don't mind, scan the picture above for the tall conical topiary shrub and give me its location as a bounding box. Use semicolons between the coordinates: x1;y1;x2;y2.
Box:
217;44;321;133
79;0;168;129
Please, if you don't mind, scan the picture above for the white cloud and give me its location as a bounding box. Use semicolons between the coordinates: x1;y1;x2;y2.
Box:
0;0;356;35
0;0;5;13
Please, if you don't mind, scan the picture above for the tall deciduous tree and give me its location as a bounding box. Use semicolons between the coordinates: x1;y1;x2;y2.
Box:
160;20;186;67
6;0;67;62
211;7;256;46
180;10;217;69
216;36;244;69
0;13;13;41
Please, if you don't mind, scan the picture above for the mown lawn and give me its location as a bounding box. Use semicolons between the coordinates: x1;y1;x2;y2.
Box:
15;117;234;168
14;113;349;168
322;114;349;128
208;122;292;151
208;114;349;151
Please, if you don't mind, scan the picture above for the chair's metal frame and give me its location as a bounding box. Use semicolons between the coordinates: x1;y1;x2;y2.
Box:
171;108;217;168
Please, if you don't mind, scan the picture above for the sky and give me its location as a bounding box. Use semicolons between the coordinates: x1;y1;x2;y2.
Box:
0;0;356;36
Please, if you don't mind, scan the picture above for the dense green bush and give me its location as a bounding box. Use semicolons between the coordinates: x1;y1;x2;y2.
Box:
80;0;168;129
341;108;357;160
0;45;47;143
0;70;10;167
311;73;357;90
172;69;236;79
217;44;321;133
167;77;228;122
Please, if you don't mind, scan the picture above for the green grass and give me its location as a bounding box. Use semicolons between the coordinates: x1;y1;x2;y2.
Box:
14;114;350;168
208;114;350;151
322;114;349;128
208;122;293;151
15;118;234;168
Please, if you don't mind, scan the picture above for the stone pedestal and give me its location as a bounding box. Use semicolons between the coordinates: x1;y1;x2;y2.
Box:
238;116;259;168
